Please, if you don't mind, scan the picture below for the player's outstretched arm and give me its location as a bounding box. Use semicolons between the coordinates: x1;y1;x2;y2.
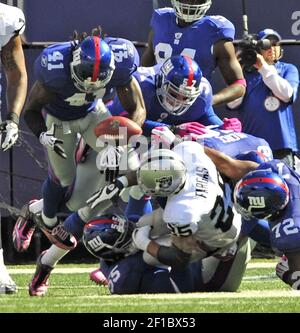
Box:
117;76;146;127
204;146;258;180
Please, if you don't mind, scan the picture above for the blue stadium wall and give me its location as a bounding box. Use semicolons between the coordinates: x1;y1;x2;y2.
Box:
1;0;300;215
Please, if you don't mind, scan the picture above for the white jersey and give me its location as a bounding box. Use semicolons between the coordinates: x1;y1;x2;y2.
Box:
0;3;25;50
163;141;241;252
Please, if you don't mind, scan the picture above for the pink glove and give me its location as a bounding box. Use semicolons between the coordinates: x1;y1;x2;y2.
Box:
221;118;242;132
175;122;208;139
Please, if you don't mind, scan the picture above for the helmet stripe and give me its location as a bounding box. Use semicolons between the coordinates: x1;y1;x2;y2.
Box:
237;177;289;193
92;36;101;82
183;56;194;86
85;219;114;228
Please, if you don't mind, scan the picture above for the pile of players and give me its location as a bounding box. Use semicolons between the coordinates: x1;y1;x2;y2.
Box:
1;0;298;296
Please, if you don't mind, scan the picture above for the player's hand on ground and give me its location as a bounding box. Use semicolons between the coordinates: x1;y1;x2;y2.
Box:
39;123;67;159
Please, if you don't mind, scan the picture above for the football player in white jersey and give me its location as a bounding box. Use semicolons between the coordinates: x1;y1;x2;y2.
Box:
0;3;27;294
87;136;245;270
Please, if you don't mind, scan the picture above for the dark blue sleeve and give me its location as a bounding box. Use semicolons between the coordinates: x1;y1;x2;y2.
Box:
142;119;169;137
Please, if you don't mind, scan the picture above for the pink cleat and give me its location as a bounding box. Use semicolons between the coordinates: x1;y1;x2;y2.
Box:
90;268;108;286
13;200;38;252
29;251;53;296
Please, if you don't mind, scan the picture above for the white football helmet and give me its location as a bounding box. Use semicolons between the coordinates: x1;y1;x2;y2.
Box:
137;149;187;197
171;0;212;23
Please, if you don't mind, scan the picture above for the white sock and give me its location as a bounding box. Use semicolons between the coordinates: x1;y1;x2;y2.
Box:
41;245;69;268
42;211;58;228
29;199;44;214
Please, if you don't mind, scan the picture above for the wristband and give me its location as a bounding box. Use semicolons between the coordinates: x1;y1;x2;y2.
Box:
232;79;247;88
7;112;20;126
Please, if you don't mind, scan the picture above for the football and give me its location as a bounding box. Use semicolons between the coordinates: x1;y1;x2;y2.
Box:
94;116;142;142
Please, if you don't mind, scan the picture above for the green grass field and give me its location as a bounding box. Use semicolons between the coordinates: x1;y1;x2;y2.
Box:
1;259;300;313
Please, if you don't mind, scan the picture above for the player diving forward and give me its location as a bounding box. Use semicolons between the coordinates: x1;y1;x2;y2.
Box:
22;28;146;251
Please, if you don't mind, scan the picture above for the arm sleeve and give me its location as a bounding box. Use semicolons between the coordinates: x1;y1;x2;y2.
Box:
258;63;294;103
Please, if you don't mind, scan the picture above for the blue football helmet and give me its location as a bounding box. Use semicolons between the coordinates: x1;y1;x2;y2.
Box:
156;55;202;116
83;214;135;261
234;170;289;220
70;36;115;93
171;0;212;22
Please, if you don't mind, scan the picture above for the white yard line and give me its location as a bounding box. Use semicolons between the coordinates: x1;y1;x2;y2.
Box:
104;290;300;299
8;262;276;274
8;267;95;274
247;262;276;269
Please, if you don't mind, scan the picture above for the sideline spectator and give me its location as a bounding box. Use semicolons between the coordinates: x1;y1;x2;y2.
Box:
228;29;299;169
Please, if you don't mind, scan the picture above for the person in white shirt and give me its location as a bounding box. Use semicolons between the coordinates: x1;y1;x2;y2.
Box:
0;3;27;294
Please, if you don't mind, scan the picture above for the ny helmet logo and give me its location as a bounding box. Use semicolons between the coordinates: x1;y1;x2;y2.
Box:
248;196;266;211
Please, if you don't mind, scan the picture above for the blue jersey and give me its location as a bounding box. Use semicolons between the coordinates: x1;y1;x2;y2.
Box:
255;160;300;253
108;64;223;134
203;129;273;160
236;62;299;152
100;252;194;294
151;8;235;80
34;37;139;121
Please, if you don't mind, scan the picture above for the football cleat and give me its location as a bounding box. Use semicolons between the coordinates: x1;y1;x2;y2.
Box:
276;255;289;281
29;251;53;297
89;268;108;286
33;214;77;251
13;199;38;252
0;264;17;294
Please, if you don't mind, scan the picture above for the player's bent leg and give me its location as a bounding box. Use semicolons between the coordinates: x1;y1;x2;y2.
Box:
201;237;255;292
33;212;77;250
29;245;70;296
29;251;53;296
13;199;41;252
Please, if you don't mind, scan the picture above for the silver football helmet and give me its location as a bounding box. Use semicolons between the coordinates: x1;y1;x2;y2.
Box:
171;0;212;23
137;149;187;197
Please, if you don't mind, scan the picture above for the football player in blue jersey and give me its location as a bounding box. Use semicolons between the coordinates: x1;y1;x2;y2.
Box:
83;214;196;294
141;0;246;106
227;29;299;169
0;2;27;295
110;55;224;131
23;28;146;251
211;151;300;290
